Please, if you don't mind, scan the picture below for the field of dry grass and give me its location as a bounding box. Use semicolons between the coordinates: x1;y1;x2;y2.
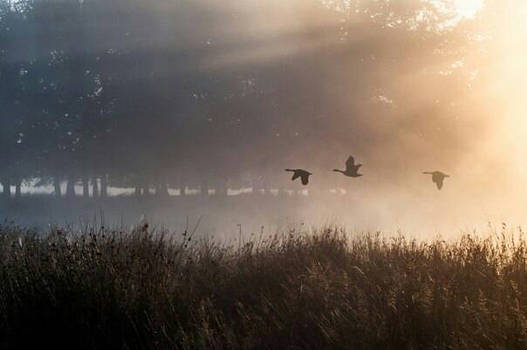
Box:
1;222;527;349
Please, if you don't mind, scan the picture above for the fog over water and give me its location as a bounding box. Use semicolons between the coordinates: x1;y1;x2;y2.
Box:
1;0;525;238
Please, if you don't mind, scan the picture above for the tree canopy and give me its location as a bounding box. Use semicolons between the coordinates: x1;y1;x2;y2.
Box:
0;0;518;198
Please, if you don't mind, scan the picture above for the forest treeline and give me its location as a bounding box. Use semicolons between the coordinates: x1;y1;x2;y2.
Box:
0;0;516;199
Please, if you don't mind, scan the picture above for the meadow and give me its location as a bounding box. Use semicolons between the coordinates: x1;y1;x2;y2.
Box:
1;222;527;349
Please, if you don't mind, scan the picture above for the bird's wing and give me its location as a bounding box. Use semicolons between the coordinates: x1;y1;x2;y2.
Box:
291;172;300;181
436;178;444;190
345;156;355;171
301;174;309;185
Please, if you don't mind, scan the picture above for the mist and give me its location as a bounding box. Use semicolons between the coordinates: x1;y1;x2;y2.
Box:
1;0;525;238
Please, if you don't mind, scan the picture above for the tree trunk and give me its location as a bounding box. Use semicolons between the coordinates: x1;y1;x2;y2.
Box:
157;183;169;197
54;177;62;197
92;177;99;198
180;184;186;196
201;180;209;196
15;182;22;198
66;177;75;198
252;179;264;195
6;181;12;198
100;175;108;198
142;184;149;197
1;181;10;198
82;177;90;198
216;180;228;196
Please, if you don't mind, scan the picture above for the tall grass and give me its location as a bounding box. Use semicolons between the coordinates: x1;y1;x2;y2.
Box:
1;223;527;349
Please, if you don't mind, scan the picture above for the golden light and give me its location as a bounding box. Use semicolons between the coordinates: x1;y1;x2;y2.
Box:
454;0;483;18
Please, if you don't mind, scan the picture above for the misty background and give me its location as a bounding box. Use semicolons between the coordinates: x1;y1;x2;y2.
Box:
1;0;525;238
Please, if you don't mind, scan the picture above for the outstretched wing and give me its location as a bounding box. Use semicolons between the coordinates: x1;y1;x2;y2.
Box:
435;178;444;190
345;156;355;172
301;174;309;185
285;169;298;181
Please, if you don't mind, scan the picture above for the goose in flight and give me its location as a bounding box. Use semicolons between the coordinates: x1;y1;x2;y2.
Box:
285;169;312;185
423;171;450;190
333;156;363;177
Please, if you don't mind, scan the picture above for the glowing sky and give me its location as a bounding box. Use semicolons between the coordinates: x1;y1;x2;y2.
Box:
454;0;483;18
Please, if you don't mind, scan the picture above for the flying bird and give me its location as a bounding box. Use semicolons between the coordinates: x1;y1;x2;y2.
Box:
333;156;363;177
423;171;450;190
285;169;312;185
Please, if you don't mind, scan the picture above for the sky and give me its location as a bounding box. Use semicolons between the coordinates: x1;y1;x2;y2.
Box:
453;0;483;18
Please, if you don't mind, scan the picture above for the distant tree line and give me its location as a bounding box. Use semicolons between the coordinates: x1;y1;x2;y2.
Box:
0;0;510;199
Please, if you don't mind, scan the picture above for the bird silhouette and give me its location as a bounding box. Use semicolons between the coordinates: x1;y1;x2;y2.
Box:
333;156;363;177
423;171;450;190
285;169;312;185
